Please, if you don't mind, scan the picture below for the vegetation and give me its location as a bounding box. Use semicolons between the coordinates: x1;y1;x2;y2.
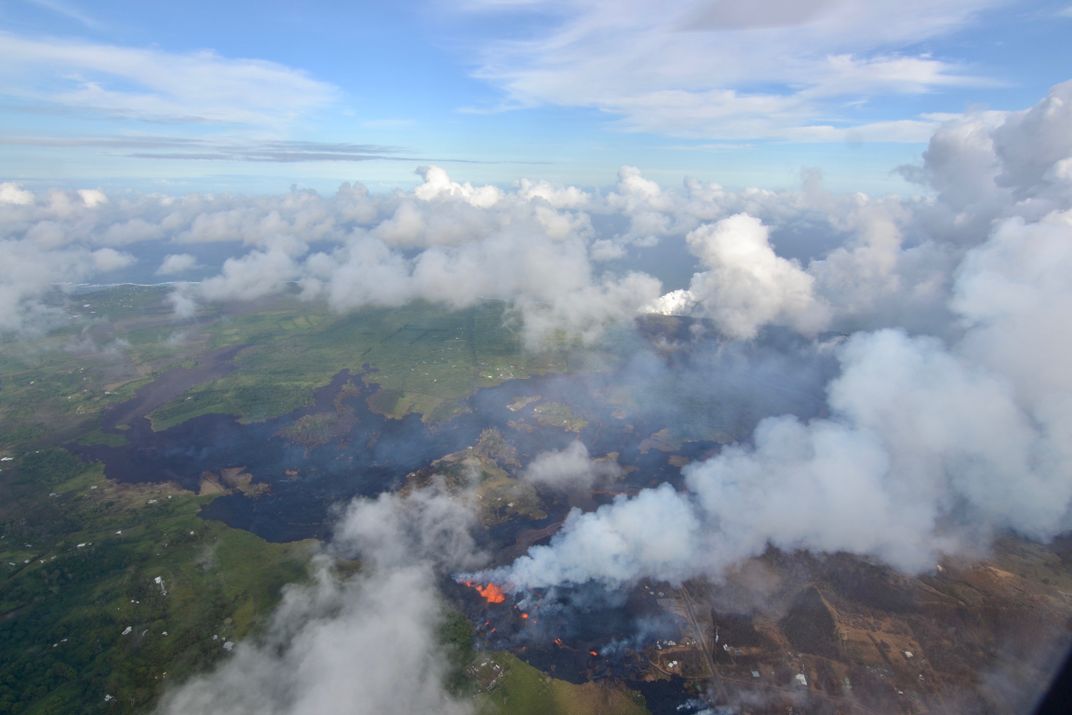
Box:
477;653;649;715
149;300;570;429
0;286;187;453
0;449;312;714
532;401;589;432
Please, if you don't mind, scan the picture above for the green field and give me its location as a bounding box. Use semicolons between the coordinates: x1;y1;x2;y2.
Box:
0;286;186;452
0;449;312;714
477;653;649;715
148;300;571;430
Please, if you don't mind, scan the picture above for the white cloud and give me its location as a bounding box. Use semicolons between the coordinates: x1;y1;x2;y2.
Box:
0;33;336;127
0;239;132;332
1;84;1068;349
414;165;503;208
77;188;108;207
90;247;135;272
0;182;34;205
156;253;198;276
992;80;1072;201
516;178;590;208
461;0;1003;140
198;247;301;303
952;210;1072;440
655;213;829;339
645;288;696;316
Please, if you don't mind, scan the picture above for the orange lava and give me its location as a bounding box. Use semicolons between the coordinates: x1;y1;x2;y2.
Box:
463;580;506;604
553;638;564;647
589;650;600;657
520;612;529;620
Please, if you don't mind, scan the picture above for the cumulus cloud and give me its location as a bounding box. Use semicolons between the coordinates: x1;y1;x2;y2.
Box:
992;80;1072;201
674;214;829;339
90;247;135;272
2;82;1069;351
198;247;302;303
158;483;479;715
293;174;661;346
0;163;902;337
414;165;503;208
516;178;590;208
0;182;34;205
77;188;108;208
156;253;198;276
904;81;1072;243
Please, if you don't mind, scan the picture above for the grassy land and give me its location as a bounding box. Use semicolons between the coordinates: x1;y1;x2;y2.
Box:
532;401;589;432
0;344;135;452
147;300;571;430
477;653;650;715
0;449;313;714
1;292;568;446
0;287;194;453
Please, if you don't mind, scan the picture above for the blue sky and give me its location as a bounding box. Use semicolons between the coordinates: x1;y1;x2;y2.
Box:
1;0;1070;194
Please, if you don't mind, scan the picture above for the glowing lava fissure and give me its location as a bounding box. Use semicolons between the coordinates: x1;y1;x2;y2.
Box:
464;580;507;604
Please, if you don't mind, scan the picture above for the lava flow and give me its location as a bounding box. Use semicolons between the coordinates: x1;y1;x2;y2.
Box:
464;580;506;604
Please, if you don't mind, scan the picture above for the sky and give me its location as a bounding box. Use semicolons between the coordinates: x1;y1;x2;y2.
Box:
2;0;1071;194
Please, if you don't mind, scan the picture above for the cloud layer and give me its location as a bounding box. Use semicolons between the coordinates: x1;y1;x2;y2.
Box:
461;0;1003;140
3;82;1070;348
